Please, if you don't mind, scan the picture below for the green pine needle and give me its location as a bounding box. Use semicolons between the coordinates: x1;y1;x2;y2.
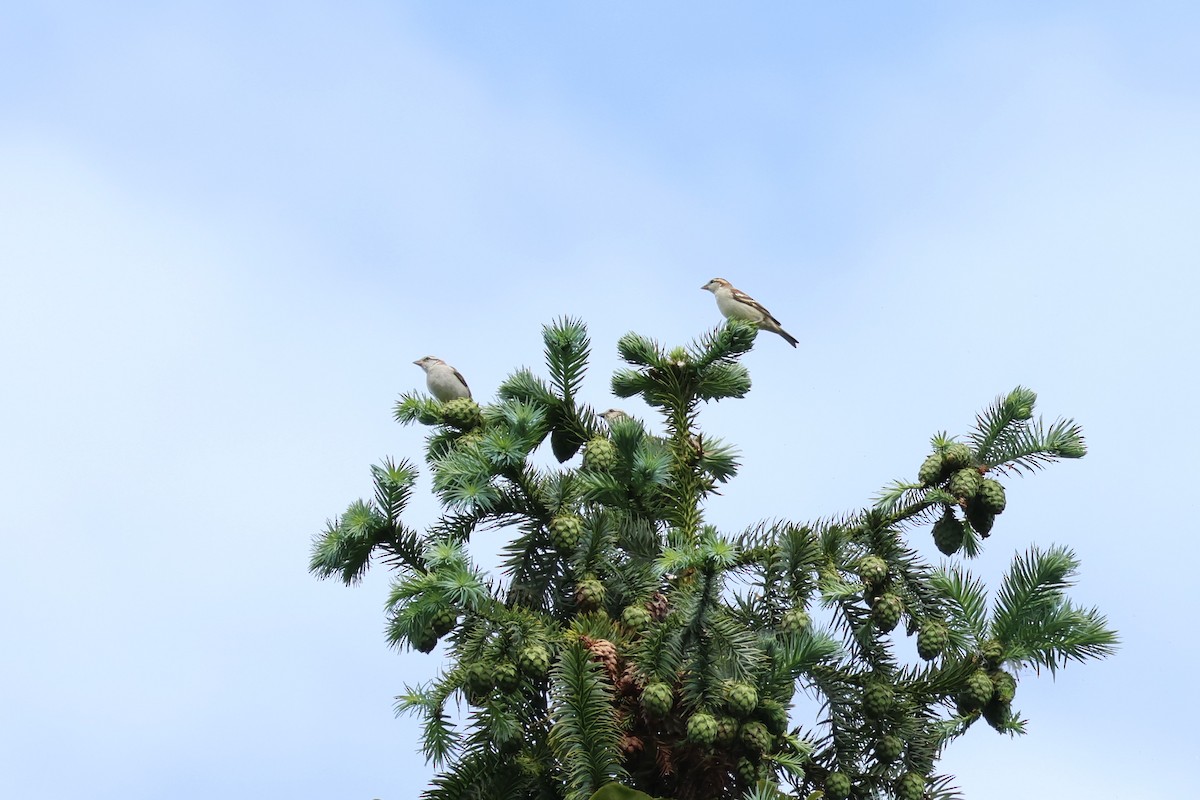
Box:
930;564;989;642
309;498;388;585
548;643;628;800
616;332;665;368
544;317;592;402
394;392;444;426
497;368;557;407
991;546;1118;674
696;361;752;401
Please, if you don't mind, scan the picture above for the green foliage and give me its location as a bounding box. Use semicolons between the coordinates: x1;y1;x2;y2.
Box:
991;546;1118;676
312;318;1116;800
309;458;422;584
550;643;628;800
588;784;660;800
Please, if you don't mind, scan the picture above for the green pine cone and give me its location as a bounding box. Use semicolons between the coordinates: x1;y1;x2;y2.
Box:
961;669;994;710
431;606;458;637
549;514;583;551
641;681;674;717
780;607;811;635
464;663;494;704
575;577;606;612
982;697;1014;731
714;715;740;747
932;510;965;556
621;604;653;630
872;593;904;633
686;712;718;746
989;669;1016;703
441;398;483;430
857;555;889;587
965;502;996;537
740;720;773;753
979;639;1004;667
495;726;523;755
725;682;759;718
756;698;789;735
412;628;438;654
918;452;948;486
876;734;904;763
863;682;895;719
896;772;925;800
824;772;852;800
455;431;484;451
979;478;1007;514
582;436;619;471
517;644;551;678
943;442;974;470
465;662;494;692
736;757;764;787
916;622;949;661
494;661;521;693
949;467;983;499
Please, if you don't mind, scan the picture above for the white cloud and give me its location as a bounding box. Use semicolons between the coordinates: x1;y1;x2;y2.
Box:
2;4;1196;797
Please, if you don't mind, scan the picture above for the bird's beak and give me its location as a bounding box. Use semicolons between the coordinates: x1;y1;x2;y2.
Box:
412;359;422;366
700;283;708;290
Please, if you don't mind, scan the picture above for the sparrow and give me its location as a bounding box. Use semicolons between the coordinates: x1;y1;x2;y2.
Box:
413;356;472;401
597;409;630;426
701;278;798;347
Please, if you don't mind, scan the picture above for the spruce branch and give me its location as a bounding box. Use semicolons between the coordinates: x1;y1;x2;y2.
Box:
929;565;989;643
544;317;592;403
497;367;559;408
395;392;445;426
968;386;1038;463
371;457;418;524
695;361;752;401
309;498;394;585
688;319;758;370
611;368;658;402
694;435;741;484
549;642;629;800
377;525;431;573
990;546;1118;674
617;331;666;368
630;617;687;685
420;749;508;800
431;445;506;512
985;416;1087;475
774;629;842;679
421;705;458;766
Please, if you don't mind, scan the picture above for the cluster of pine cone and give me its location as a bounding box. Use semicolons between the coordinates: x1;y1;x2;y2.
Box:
918;442;1008;552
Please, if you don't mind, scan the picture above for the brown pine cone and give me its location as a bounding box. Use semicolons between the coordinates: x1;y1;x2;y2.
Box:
581;635;621;682
646;592;670;621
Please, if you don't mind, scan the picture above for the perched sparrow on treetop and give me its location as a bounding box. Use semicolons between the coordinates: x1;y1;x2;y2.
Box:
413;356;472;401
701;278;799;348
598;409;630;426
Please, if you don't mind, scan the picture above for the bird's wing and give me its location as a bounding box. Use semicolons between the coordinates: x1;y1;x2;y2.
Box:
451;367;470;392
732;287;783;326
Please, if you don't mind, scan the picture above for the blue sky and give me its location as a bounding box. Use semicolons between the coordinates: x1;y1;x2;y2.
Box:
2;2;1197;798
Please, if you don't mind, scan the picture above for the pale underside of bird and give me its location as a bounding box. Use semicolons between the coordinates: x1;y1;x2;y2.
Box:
413;356;472;401
701;277;799;348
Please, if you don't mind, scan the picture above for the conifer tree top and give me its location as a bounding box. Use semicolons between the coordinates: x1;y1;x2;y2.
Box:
312;319;1116;800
